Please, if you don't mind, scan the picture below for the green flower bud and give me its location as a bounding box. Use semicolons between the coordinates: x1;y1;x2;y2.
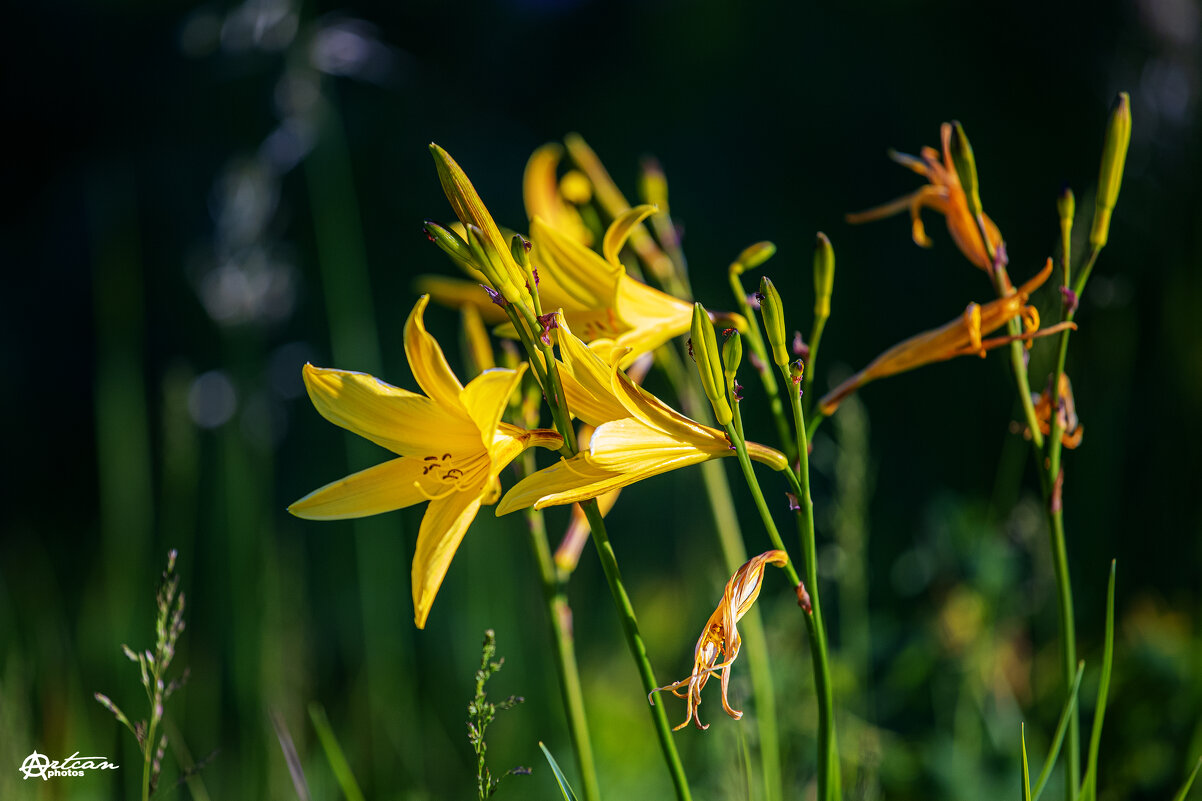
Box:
691;303;732;426
639;156;669;212
1090;92;1131;249
949;120;983;220
466;225;522;306
813;232;835;320
510;233;532;269
729;241;776;276
424;221;477;271
722;330;743;382
1057;187;1076;226
758;276;790;369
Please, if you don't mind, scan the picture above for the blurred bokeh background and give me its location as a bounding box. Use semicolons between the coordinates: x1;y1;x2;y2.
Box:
2;0;1200;798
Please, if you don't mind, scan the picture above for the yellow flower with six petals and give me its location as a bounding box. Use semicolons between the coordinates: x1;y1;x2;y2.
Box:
289;295;562;628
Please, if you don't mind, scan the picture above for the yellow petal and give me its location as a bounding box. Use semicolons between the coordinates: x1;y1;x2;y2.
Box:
531;216;622;310
556;314;630;425
412;488;484;629
497;450;711;513
288;457;428;520
587;418;721;472
602;204;659;267
460;364;526;441
405;295;465;407
612;275;695;355
609;366;728;447
302;364;481;458
523;143;593;246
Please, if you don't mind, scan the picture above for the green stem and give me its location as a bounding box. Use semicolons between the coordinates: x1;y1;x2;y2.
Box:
510;307;691;800
780;372;840;801
663;346;781;801
1042;245;1099;801
520;451;601;801
581;500;693;801
801;314;828;420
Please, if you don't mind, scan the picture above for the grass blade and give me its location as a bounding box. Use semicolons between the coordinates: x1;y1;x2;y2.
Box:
309;702;366;801
539;741;580;801
1080;560;1116;801
1032;662;1086;801
1022;723;1033;801
1171;756;1202;801
270;709;312;801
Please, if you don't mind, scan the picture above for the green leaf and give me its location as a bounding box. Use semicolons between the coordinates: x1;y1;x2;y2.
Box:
1032;662;1085;801
1080;560;1116;801
539;742;580;801
1170;756;1202;801
1022;723;1032;801
309;703;366;801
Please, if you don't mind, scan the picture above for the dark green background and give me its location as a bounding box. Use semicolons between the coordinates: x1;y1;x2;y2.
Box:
3;0;1200;799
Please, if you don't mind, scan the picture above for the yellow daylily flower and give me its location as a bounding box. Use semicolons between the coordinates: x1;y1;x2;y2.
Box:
421;144;742;365
649;550;789;731
847;122;1004;272
818;260;1075;415
496;315;786;514
289;295;563;629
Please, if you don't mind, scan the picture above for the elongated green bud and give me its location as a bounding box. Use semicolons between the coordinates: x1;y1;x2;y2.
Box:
639;156;669;212
758;276;790;369
1057;187;1075;225
949;120;983;220
1090;92;1131;249
466;225;522;305
691;302;732;426
813;232;835;319
510;233;532;268
424;221;477;271
729;241;776;276
722;330;743;382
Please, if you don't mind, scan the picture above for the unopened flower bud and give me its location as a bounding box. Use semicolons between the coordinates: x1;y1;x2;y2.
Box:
722;330;743;383
559;170;592;205
813;232;835;319
467;225;522;306
729;241;776;276
424;221;477;271
510;233;532;268
691;303;733;426
1090;92;1131;249
639;157;669;211
1057;187;1075;226
757;276;790;369
949;120;983;220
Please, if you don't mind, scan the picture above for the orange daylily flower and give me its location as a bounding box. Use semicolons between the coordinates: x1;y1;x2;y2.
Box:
818;260;1075;415
1030;373;1084;448
847;122;1004;272
649;550;789;731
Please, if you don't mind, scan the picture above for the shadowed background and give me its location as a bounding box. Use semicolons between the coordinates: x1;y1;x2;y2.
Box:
2;0;1200;799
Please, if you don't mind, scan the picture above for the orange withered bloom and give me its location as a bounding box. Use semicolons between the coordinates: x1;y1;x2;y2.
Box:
649;550;789;731
847;122;1004;271
818;260;1075;415
1031;373;1084;448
